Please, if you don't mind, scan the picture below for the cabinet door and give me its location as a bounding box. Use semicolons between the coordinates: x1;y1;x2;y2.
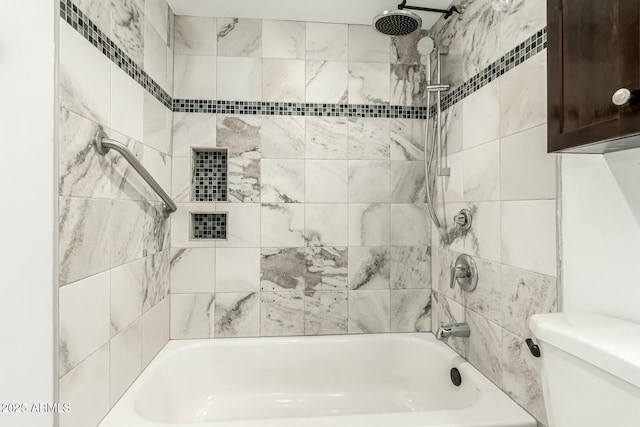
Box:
548;0;640;152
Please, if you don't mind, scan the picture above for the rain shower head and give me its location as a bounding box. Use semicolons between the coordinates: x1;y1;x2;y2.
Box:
373;1;462;36
373;9;422;36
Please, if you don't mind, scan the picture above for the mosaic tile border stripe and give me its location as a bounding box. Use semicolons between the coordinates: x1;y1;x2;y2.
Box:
441;28;547;111
62;0;546;119
59;0;172;109
173;101;427;119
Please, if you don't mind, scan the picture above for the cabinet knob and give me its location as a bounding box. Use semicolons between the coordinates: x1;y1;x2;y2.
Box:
612;88;632;106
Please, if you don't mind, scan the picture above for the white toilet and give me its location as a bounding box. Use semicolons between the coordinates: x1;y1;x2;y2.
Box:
530;312;640;427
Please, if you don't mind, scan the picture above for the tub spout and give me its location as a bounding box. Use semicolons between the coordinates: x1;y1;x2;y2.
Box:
436;323;470;341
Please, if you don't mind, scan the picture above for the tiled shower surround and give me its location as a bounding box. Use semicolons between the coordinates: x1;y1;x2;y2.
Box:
169;17;434;339
57;0;174;426
56;0;556;425
430;1;555;425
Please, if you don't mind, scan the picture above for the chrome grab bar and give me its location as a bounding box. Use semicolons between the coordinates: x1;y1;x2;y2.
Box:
94;129;177;218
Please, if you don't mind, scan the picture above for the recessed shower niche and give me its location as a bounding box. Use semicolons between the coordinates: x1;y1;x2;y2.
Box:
191;148;228;240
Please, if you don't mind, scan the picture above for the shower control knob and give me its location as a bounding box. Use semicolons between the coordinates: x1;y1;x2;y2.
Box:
453;209;472;231
612;88;632;106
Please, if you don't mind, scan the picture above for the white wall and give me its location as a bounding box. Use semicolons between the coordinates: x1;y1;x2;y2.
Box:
0;1;57;426
561;149;640;324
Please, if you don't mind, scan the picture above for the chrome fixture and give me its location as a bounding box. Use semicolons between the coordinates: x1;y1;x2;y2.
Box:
94;129;177;218
450;254;478;292
453;209;472;231
612;87;638;106
424;39;450;230
436;323;471;341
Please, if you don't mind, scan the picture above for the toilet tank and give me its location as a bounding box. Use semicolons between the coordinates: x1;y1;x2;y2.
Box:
530;313;640;427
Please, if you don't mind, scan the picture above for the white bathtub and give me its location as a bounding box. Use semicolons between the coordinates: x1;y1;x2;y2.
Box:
99;334;535;427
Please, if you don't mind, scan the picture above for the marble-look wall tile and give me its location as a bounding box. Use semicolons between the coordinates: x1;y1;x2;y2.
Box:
305;60;349;104
442;101;463;156
498;0;546;56
110;258;144;336
462;80;500;150
464;308;503;387
305;117;348;159
141;296;170;367
174;54;216;99
348;118;390;160
261;248;307;291
262;116;305;159
141;145;172;201
217;57;261;101
59;272;110;377
502;329;548;425
390;246;431;290
171;293;215;339
348;161;390;203
390;64;427;107
142;250;170;312
216;248;261;292
463;139;501;202
390;204;431;246
262;59;305;102
59;198;111;285
110;0;144;66
59;109;111;199
170;248;215;294
227;157;260;202
76;0;111;34
145;0;169;43
217;18;261;57
391;30;431;65
501;125;556;201
172;112;216;157
500;51;547;138
348;203;390;247
435;152;464;204
348;247;390;290
261;159;305;203
59;23;111;125
305;160;348;202
217;115;261;158
348;24;390;63
391;161;426;203
110;199;146;267
175;16;217;55
143;202;170;255
261;203;305;247
390;118;424;161
501;265;557;338
458;0;500;80
214;292;260;337
501;200;557;277
143;92;172;155
111;64;144;142
215;203;261;248
59;343;109;427
263;20;305;59
306;22;348;61
171;156;190;203
305;203;348;247
144;22;168;91
304;247;348;291
304;290;348;335
261;291;305;336
348;62;390;105
348;290;390;333
109;319;142;406
463;257;502;323
391;289;431;332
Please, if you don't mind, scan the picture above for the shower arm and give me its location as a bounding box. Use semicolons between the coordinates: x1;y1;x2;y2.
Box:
398;0;460;19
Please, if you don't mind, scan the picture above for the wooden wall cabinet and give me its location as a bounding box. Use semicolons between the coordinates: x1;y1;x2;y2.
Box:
548;0;640;153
